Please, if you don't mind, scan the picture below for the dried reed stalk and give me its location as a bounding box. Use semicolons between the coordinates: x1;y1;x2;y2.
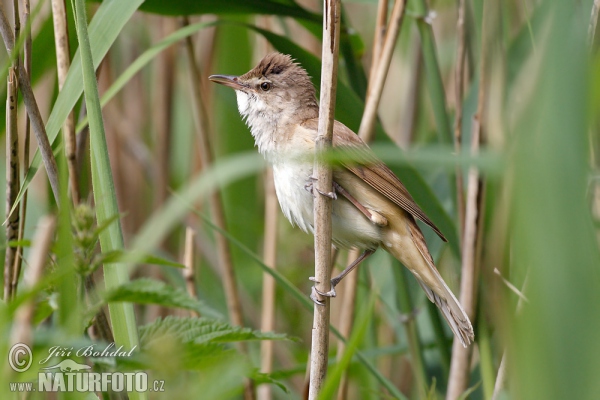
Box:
0;3;60;202
4;68;19;301
308;0;342;398
11;0;32;303
183;226;199;317
258;168;279;400
454;0;467;239
335;248;360;400
357;0;407;143
589;0;600;45
446;0;491;396
51;0;79;204
182;19;254;400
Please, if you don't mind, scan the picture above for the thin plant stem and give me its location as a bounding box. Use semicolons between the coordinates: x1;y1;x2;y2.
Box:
394;266;428;399
447;0;492;396
11;0;32;302
182;17;254;400
411;0;453;144
454;0;467;240
366;0;388;97
258;168;279;400
0;2;60;202
309;0;342;398
183;226;199;317
255;17;279;400
6;5;20;300
335;248;359;400
589;0;600;45
154;17;176;207
357;0;407;143
51;0;79;204
4;68;19;301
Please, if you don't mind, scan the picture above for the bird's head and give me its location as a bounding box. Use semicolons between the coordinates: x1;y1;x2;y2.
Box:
209;53;318;128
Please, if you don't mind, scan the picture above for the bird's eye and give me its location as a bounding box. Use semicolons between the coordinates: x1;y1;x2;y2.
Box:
260;82;271;91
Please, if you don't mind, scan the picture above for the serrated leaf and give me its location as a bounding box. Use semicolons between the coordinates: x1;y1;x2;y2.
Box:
139;316;289;348
102;278;221;319
251;370;289;394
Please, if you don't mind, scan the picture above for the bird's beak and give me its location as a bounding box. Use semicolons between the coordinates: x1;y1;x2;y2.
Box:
208;74;246;90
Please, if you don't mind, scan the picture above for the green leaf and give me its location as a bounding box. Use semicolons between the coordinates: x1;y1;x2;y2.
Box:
139;316;289;347
251;371;289;394
134;0;320;23
99;251;185;269
102;278;222;319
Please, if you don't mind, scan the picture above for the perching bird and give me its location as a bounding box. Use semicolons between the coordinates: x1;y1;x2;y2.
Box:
209;53;473;347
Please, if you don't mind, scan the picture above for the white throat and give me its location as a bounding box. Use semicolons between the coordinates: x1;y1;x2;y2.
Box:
235;90;278;161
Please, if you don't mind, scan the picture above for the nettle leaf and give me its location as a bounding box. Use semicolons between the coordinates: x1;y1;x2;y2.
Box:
251;370;289;394
131;316;291;371
103;278;221;319
139;316;290;348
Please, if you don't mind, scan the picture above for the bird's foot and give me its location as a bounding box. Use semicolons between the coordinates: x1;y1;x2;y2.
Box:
304;176;337;199
309;276;338;299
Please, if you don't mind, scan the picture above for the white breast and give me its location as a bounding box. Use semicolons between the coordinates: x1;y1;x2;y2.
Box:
272;162;315;234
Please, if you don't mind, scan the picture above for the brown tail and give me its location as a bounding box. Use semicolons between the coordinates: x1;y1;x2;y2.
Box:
407;221;474;347
416;279;474;347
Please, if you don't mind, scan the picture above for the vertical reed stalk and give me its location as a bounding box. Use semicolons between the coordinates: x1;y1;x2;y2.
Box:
182;18;254;400
335;248;359;400
589;0;600;45
309;0;342;398
357;0;407;143
446;0;492;396
4;68;19;301
183;226;199;317
454;0;467;239
51;0;79;204
11;0;32;302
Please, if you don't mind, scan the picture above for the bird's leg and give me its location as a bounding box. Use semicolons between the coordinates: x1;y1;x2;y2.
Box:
332;182;388;227
310;249;375;304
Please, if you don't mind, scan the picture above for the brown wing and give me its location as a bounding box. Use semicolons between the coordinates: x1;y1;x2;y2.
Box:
302;118;447;242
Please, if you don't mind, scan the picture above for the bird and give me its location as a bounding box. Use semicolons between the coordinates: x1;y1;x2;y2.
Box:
209;52;474;347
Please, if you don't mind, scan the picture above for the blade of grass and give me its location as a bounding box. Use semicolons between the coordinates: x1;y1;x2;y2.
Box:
71;3;142;400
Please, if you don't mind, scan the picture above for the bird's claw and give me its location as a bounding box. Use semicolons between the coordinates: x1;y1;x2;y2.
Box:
310;286;325;306
313;283;337;298
316;188;337;200
305;177;337;199
309;276;337;298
